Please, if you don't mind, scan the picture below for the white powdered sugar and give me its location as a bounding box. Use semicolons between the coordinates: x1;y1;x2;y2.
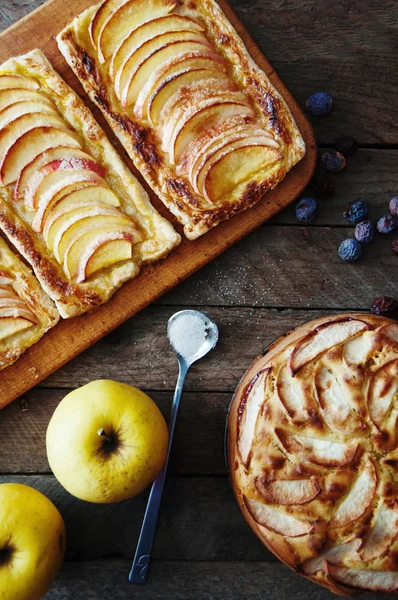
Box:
168;312;208;362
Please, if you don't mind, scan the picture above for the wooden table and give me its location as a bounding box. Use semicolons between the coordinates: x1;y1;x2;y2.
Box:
0;1;397;598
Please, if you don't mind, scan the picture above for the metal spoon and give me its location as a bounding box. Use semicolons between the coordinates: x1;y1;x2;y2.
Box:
129;310;219;584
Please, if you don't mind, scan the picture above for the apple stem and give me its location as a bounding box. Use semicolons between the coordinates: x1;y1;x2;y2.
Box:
97;428;112;444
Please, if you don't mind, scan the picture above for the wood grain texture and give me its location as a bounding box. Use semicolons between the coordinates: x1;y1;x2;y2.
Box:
42;559;387;600
0;0;316;408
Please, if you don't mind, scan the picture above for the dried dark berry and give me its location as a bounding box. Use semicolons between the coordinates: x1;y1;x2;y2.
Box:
295;197;317;222
377;214;398;234
313;173;335;198
306;92;333;116
334;136;358;157
389;196;398;216
321;150;346;172
371;296;398;316
392;239;398;254
338;238;363;262
354;220;375;244
343;199;369;224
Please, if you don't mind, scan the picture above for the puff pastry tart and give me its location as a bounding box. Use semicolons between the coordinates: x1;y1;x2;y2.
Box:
57;0;305;239
0;236;59;370
0;49;180;318
228;314;398;595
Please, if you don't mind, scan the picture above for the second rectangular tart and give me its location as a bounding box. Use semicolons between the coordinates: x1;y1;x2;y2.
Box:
0;49;180;318
57;0;306;239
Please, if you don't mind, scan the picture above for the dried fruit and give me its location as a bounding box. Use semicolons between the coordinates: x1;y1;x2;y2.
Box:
371;296;398;316
313;173;334;198
322;150;346;172
343;199;369;224
377;214;398;234
334;136;358;157
295;197;317;223
306;92;333;116
389;196;398;216
338;238;363;262
354;220;375;245
392;239;398;255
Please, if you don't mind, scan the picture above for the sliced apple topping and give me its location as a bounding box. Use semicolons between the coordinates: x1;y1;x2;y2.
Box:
255;476;320;506
328;565;398;592
303;539;361;575
275;429;358;468
0;88;55;113
289;319;369;375
368;359;398;429
11;129;81;193
0;74;39;91
237;369;269;466
86;239;133;278
0;279;37;340
315;366;366;434
0;317;35;341
96;0;177;63
378;322;398;343
276;364;313;422
0;272;13;286
360;500;398;562
329;458;377;528
244;496;314;537
111;13;204;83
0;99;59;131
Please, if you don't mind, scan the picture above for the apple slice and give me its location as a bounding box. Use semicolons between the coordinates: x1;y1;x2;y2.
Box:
0;99;59;131
143;69;229;125
0;317;34;341
244;496;314;537
0;89;56;113
303;539;361;575
0;74;39;91
11;129;81;193
25;163;106;212
0;114;72;184
63;226;136;282
110;13;204;82
0;272;13;285
343;330;379;366
289;319;369;375
360;500;398;561
315;366;366;434
378;322;398;343
329;458;377;528
86;239;133;278
36;183;120;233
134;51;227;122
275;429;358;468
276;364;313;422
328;565;398;593
96;0;177;63
237;368;269;466
368;359;398;428
203;139;282;202
89;0;125;48
120;38;213;108
16;147;93;203
255;477;320;505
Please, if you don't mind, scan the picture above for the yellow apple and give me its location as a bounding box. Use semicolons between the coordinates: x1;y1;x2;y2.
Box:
0;483;65;600
46;380;168;503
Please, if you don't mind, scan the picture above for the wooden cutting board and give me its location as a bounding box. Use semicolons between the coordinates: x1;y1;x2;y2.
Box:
0;0;316;408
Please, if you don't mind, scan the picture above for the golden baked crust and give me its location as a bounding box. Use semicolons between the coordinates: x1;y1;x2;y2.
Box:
0;236;59;370
0;49;180;318
57;0;305;239
228;313;398;595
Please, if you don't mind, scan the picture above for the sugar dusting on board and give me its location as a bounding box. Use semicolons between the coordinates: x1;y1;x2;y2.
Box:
168;311;216;362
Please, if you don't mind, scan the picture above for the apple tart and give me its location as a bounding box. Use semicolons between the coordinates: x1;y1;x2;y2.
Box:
57;0;305;239
0;236;59;370
0;49;180;318
228;314;398;595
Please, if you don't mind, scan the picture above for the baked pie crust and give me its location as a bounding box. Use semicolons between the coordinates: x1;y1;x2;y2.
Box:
0;236;59;370
0;49;180;318
228;314;398;595
57;0;305;239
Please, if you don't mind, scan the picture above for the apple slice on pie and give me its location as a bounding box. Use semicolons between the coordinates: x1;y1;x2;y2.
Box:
0;236;59;371
57;0;306;239
0;49;180;318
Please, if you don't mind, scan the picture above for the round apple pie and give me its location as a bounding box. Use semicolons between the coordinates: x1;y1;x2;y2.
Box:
228;314;398;595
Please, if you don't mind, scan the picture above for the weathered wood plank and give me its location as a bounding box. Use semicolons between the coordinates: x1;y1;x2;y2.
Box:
0;475;272;561
0;390;229;474
45;559;386;600
1;1;397;145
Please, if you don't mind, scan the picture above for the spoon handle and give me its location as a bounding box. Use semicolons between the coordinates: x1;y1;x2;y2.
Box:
129;361;188;584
